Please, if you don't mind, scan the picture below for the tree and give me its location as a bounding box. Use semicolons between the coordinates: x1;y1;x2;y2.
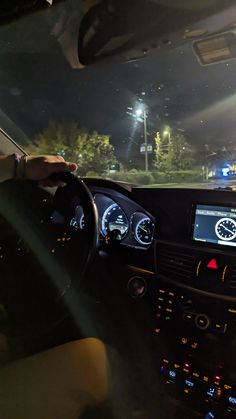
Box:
26;121;116;176
154;131;171;171
154;129;195;170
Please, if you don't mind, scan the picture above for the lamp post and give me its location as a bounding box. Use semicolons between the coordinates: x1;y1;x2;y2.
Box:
163;128;170;145
136;107;148;172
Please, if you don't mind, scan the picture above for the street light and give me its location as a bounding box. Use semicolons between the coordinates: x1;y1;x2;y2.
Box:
136;108;143;117
136;106;149;172
163;127;171;152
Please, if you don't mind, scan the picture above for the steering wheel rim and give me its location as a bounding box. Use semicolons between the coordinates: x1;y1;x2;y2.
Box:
51;172;99;287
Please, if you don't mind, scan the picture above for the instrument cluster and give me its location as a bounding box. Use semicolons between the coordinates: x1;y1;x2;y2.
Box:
51;190;155;248
71;193;154;247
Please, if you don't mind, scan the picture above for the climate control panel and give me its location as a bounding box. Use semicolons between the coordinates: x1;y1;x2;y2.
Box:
159;356;235;418
152;282;236;418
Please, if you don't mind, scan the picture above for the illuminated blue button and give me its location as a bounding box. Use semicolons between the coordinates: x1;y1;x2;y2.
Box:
207;387;215;397
168;370;176;379
185;379;194;388
204;412;215;419
229;396;236;405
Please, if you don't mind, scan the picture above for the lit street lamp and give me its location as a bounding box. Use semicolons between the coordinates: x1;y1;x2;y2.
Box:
136;107;149;172
163;127;171;144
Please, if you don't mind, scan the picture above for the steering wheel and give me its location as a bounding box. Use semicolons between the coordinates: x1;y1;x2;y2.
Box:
51;172;99;286
0;172;99;341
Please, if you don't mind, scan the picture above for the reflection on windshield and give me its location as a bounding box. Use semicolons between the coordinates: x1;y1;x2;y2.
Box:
1;0;236;189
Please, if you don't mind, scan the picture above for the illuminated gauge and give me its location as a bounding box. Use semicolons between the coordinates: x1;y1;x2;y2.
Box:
70;206;85;230
135;217;154;245
215;217;236;241
102;203;129;238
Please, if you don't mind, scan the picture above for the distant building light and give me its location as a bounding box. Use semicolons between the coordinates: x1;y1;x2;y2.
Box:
222;168;230;177
109;163;120;172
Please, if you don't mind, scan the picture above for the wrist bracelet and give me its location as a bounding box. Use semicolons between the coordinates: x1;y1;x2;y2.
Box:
12;153;21;179
12;154;27;179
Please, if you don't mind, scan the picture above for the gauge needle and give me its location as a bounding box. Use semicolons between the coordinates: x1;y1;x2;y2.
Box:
140;226;148;233
222;225;234;234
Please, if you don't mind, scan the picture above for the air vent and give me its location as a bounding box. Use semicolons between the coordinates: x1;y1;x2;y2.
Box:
230;265;236;289
157;246;196;280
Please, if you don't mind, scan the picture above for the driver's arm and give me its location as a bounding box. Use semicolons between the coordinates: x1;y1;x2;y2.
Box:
0;154;77;184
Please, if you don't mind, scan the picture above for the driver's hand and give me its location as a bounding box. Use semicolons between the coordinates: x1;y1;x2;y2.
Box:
24;155;77;186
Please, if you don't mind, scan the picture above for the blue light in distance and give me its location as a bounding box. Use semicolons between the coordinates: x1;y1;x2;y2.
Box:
222;167;229;177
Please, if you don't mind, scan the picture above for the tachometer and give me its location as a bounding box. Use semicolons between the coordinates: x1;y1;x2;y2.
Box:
135;217;154;245
102;203;129;238
70;206;85;230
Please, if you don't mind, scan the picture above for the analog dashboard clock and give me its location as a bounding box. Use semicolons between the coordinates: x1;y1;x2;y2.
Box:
215;217;236;241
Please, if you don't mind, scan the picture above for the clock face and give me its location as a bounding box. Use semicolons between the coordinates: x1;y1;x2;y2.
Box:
215;217;236;241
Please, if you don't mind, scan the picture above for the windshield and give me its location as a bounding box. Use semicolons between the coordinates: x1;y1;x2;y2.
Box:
1;0;236;189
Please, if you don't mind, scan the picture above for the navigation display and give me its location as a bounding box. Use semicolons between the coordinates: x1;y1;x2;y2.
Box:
193;205;236;247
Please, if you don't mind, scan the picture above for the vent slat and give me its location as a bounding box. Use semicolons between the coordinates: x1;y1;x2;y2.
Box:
159;251;195;262
157;245;195;280
229;265;236;288
159;257;194;268
159;266;192;279
159;260;193;274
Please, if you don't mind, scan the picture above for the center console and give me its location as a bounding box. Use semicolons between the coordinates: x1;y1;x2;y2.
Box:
152;203;236;418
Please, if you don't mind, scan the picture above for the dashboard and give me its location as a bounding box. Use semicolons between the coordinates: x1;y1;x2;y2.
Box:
1;179;236;419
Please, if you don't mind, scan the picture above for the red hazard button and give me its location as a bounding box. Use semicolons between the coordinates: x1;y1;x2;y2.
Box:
207;258;218;270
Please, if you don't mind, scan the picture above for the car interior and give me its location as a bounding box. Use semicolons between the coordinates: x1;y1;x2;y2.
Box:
0;1;236;419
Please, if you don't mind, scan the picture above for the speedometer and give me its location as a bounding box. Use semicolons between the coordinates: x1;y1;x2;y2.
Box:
135;217;154;245
102;203;129;238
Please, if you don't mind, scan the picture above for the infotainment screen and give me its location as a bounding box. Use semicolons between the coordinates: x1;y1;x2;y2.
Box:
193;205;236;247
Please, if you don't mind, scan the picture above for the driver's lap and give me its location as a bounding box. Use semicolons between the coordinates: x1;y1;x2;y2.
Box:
0;338;109;419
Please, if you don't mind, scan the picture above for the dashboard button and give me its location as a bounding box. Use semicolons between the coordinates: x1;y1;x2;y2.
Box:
207;258;218;270
183;312;195;322
197;258;224;283
211;320;227;334
195;314;210;330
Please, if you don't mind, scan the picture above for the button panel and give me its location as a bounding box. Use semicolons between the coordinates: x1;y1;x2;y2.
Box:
154;286;231;336
160;357;236;417
153;283;236;417
182;311;228;334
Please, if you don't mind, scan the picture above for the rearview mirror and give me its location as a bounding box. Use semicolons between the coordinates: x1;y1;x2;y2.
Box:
78;0;164;65
193;31;236;66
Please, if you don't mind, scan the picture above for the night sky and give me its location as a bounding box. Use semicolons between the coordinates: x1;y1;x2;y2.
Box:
1;2;236;162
